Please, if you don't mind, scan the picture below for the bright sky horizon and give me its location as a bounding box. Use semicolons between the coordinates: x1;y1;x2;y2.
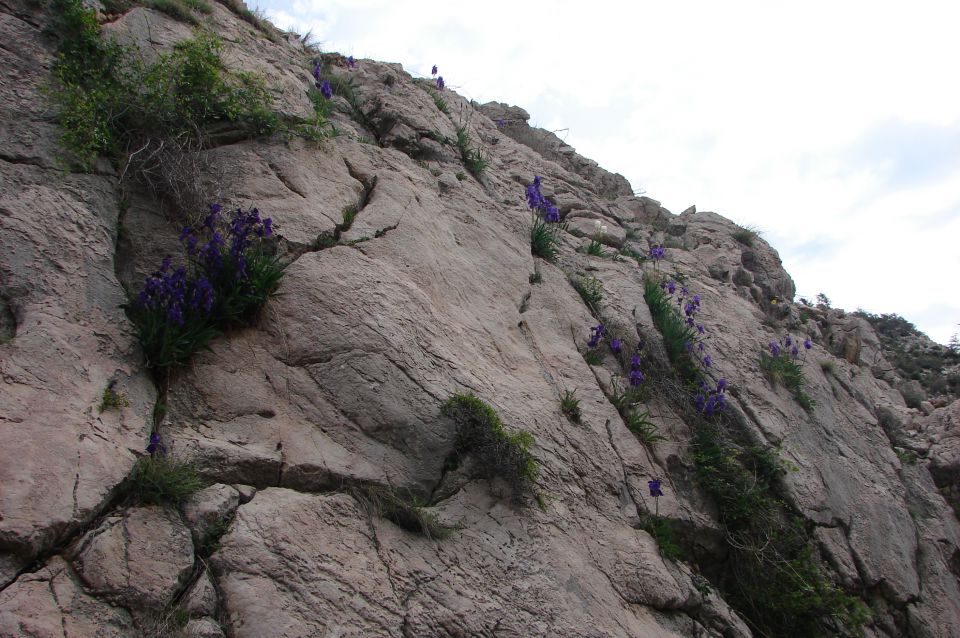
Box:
258;0;960;345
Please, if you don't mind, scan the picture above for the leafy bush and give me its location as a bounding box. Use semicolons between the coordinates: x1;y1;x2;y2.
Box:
129;455;202;505
49;2;280;170
441;393;539;501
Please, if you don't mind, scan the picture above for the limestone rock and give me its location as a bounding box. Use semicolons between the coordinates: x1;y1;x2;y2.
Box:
0;556;134;637
183;617;226;638
0;6;154;583
181;483;240;548
71;507;194;610
183;569;220;618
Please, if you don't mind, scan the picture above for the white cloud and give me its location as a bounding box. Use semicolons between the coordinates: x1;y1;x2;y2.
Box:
258;0;960;343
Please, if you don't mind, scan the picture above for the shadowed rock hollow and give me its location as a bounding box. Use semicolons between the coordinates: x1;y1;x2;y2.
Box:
2;1;960;636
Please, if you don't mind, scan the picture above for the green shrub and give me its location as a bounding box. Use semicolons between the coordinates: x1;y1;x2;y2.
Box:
441;393;539;500
690;417;868;635
48;0;131;166
528;270;542;284
129;455;203;505
560;389;581;423
571;276;603;314
49;1;280;170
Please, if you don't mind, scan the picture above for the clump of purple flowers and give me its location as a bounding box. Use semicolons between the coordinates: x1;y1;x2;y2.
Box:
312;61;334;99
649;244;665;271
137;256;214;328
587;323;606;348
694;378;728;417
769;333;812;360
436;76;445;91
319;80;333;100
129;204;282;370
629;352;645;387
528;176;564;260
347;55;356;69
761;333;816;412
431;64;438;76
527;176;560;222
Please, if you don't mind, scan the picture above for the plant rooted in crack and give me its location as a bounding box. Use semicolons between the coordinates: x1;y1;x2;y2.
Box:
351;485;453;539
441;393;539;502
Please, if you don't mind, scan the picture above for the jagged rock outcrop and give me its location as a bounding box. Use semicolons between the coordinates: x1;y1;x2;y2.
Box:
1;1;959;636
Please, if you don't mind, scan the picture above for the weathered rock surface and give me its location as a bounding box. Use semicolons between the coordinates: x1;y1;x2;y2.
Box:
0;557;134;637
70;506;194;610
0;0;154;586
1;1;959;636
182;483;240;548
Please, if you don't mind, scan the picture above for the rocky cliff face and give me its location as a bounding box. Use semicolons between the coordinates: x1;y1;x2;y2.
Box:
2;1;960;636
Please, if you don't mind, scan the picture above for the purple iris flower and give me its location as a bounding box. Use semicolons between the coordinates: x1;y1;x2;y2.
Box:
436;76;445;91
147;433;163;454
610;339;622;354
320;79;333;99
649;245;665;261
769;341;781;356
667;282;676;295
648;478;664;498
347;56;356;68
630;369;644;386
312;60;321;82
791;345;799;357
431;64;438;76
716;378;728;392
697;324;705;335
703;355;713;368
630;354;642;369
804;338;812;350
785;335;793;347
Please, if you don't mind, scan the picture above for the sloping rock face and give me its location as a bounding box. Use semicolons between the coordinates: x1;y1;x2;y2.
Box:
1;1;959;636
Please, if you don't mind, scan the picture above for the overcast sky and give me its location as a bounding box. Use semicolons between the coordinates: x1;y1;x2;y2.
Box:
258;0;960;344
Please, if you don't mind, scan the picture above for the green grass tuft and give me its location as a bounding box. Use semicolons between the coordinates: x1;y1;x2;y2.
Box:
571;275;603;314
583;350;603;366
352;485;453;539
129;455;203;505
560;389;581;423
760;352;816;413
625;409;664;445
530;215;563;261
